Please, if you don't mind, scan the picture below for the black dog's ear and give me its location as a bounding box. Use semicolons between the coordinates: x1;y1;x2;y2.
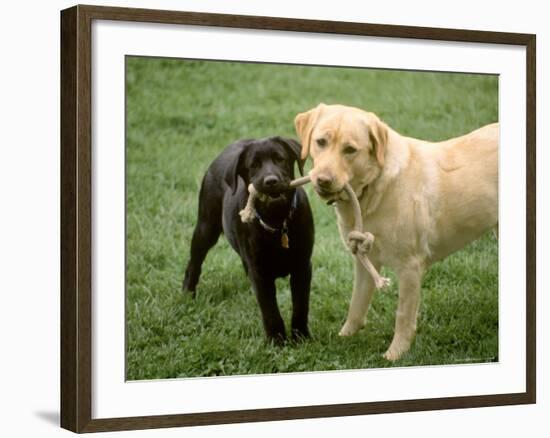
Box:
224;142;249;194
272;136;305;176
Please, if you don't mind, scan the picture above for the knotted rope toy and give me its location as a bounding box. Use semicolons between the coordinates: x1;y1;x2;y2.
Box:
239;175;391;290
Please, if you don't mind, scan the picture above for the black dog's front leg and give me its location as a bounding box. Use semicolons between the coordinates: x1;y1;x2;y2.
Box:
290;262;312;340
250;273;286;344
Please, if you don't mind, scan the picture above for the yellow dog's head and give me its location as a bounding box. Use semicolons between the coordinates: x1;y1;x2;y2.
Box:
294;103;388;200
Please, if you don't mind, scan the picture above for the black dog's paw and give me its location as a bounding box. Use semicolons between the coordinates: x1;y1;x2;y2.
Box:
266;331;287;347
291;327;310;343
181;284;196;298
181;274;197;297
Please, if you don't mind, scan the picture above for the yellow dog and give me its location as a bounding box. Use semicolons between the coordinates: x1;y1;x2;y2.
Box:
295;103;498;360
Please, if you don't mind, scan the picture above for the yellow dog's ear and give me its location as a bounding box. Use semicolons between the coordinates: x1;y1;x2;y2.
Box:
368;115;389;167
294;104;324;160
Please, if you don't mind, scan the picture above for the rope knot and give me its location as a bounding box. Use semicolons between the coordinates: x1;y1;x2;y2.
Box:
347;230;374;255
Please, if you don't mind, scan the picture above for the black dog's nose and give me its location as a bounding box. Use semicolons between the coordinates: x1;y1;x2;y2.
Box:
263;175;279;187
317;174;333;188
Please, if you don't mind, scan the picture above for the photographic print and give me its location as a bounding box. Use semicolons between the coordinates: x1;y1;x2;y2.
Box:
125;57;499;380
61;6;535;432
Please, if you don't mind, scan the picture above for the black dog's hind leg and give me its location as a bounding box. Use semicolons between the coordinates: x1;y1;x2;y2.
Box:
241;260;249;276
290;262;312;340
182;221;221;295
250;273;286;344
182;194;222;295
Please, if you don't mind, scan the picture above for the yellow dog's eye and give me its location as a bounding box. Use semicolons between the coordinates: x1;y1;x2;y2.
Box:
343;145;357;155
316;138;327;148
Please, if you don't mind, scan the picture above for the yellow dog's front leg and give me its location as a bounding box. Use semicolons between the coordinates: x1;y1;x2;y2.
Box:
384;262;424;361
339;257;380;336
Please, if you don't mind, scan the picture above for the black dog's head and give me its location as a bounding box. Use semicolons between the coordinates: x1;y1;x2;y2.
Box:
225;136;304;196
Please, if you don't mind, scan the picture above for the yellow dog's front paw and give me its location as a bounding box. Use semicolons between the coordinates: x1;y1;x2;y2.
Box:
383;348;402;361
383;339;411;361
339;319;363;337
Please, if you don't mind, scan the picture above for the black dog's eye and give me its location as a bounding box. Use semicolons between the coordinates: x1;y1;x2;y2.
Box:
343;145;357;155
316;138;327;148
273;154;284;163
250;158;260;169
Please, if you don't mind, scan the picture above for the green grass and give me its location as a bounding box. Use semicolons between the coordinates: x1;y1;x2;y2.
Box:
125;57;499;380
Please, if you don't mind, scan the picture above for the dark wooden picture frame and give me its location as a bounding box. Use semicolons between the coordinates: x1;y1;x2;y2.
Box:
61;4;536;433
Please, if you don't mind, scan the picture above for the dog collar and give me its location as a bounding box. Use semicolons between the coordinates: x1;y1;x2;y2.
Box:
254;191;298;249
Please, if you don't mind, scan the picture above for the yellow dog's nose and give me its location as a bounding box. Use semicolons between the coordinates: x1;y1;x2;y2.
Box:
316;173;333;189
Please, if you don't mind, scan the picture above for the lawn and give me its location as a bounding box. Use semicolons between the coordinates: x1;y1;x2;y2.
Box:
125;57;499;380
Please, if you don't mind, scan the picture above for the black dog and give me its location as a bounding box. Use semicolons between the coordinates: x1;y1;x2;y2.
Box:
182;137;314;343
